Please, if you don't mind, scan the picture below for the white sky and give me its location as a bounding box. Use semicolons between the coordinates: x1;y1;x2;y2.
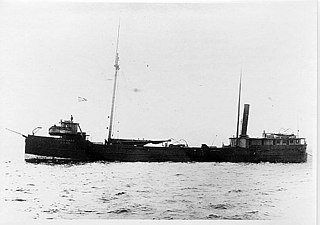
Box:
0;1;317;160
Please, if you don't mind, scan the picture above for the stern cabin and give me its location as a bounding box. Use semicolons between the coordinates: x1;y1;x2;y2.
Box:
229;104;306;148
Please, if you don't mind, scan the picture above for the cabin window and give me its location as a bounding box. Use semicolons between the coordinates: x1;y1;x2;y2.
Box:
276;139;281;145
296;140;300;144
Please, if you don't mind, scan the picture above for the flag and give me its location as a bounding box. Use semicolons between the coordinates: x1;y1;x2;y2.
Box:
78;96;88;102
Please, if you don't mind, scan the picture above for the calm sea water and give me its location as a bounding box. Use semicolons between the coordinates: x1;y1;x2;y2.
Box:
0;157;316;223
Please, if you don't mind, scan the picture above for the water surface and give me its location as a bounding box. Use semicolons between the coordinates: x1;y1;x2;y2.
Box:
1;158;315;222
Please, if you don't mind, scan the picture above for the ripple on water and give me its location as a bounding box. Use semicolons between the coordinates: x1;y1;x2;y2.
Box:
11;198;27;202
207;214;222;219
42;208;59;214
209;203;233;210
108;208;132;214
228;189;243;193
136;190;150;193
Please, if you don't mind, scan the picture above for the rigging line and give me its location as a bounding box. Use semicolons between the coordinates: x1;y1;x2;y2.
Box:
236;68;242;144
211;134;218;146
111;79;119;139
113;66;121;138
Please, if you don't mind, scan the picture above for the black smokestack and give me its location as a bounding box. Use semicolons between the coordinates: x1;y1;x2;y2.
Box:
241;104;250;137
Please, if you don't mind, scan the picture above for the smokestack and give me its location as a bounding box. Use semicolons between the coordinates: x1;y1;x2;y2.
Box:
241;104;250;137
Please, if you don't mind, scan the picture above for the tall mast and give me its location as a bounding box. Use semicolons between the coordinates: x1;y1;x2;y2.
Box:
235;69;242;145
108;22;121;141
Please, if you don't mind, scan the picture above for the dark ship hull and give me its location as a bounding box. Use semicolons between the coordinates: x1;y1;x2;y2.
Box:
25;135;307;163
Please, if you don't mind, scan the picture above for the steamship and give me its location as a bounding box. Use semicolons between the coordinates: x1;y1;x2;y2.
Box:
24;25;307;163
